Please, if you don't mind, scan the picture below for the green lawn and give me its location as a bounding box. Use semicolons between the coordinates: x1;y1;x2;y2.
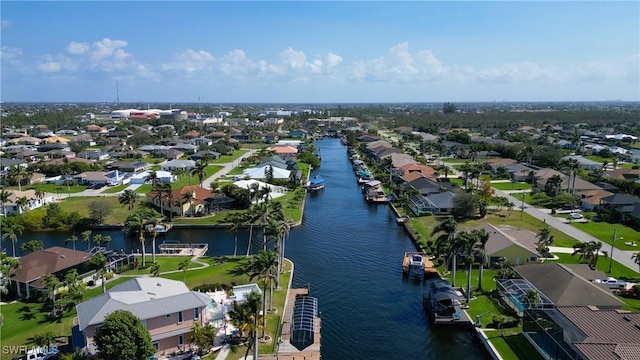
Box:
118;256;197;275
216;149;248;163
491;182;533;191
30;196;144;225
553;253;638;280
488;333;544;360
570;221;640;251
101;183;129;193
133;166;223;194
22;183;87;194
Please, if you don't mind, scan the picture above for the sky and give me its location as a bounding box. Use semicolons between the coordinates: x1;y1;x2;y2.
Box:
1;1;639;103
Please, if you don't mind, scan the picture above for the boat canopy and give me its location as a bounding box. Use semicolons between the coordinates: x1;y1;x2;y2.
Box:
364;180;381;187
310;177;324;185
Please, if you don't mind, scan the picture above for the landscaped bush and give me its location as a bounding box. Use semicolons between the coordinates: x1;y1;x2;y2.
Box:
104;272;115;280
192;283;231;293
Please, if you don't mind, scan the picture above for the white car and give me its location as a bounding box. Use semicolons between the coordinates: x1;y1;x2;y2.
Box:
569;212;583;219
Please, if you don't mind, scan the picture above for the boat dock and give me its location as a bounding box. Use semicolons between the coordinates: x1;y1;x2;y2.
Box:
264;287;321;360
158;242;208;256
402;252;440;279
422;279;473;326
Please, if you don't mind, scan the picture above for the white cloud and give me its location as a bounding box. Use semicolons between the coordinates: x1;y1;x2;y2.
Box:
35;54;78;73
67;41;89;55
1;46;22;63
161;49;215;74
326;52;343;69
90;38;131;70
37;61;61;73
1;20;11;29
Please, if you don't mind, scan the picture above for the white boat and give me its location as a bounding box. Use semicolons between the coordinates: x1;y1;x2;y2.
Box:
306;175;325;191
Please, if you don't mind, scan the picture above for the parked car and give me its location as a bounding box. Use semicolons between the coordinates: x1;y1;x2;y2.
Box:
569;212;583;219
594;277;627;289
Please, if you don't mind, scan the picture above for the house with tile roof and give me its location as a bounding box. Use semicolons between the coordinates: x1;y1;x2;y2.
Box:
0;189;54;215
9;246;92;298
146;185;213;216
75;277;211;356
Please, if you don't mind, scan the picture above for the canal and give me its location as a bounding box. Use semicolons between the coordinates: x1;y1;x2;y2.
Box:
13;138;487;359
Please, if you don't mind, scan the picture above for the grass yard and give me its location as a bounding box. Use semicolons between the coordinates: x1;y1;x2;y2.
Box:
553;253;638;280
101;183;129;193
570;221;640;251
412;212;580;248
488;333;545;360
133;166;223;194
491;182;533;191
216;149;248;163
23;183;87;194
29;196;144;225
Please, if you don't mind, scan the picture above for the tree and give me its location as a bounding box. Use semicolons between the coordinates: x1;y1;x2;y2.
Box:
535;227;554;258
0;190;10;216
118;189;139;216
123;212;152;267
149;263;161;277
473;229;490;291
41;274;60;317
226;212;245;257
246;250;277;340
524;289;540;309
88;200;112;224
431;217;458;284
452;192;478;219
190;323;216;356
443;102;457;114
192;159;208;186
16;196;29;213
65;234;79;250
89;252;109;293
227;291;262;360
81;230;92;250
20;239;44;254
572;241;605;270
94;310;154;360
178;258;190;283
2;220;24;257
8;165;30;191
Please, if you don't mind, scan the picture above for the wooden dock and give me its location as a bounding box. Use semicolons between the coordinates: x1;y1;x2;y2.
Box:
262;288;321;360
402;252;440;279
158;242;208;257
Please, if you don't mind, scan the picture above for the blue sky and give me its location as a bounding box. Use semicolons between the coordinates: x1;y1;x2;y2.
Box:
1;1;639;103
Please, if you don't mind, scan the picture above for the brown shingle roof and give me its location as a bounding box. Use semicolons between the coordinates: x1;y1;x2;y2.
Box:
9;247;92;288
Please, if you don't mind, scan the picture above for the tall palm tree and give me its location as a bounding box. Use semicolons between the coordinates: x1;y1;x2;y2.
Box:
118;189;139;215
226;212;245;257
632;252;640;273
244;207;262;257
0;190;10;216
572;241;605;270
41;274;60;316
81;230;92;251
88;252;109;293
535;226;554;258
65;234;79;250
2;221;24;257
146;170;159;189
8;166;30;191
247;250;277;339
182;191;194;216
123;213;150;266
227;290;262;360
178;258;190;283
192;159;208;186
431;217;458;284
474;229;490;291
15;196;29;214
276;219;291;274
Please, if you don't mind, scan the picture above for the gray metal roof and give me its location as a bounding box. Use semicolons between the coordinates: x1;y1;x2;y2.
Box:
76;278;210;331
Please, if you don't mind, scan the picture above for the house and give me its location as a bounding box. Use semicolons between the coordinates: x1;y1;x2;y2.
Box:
37;142;71;152
161;159;195;172
189;150;221;161
86;125;108;134
146;185;213;216
154;148;185;160
605;168;640;181
289;129;309;139
599;193;640;217
42;136;71;144
407;192;455;216
476;223;540;267
74;171;124;186
171;143;198;154
232;179;289;202
107;161;149;173
189;137;213;147
5;136;42;146
561;155;601;170
46;149;76;159
9;247;92;298
139;145;169;152
576;189;615;211
523;306;640;360
77;150;110;161
270;146;298;160
0;158;28;171
130;170;175;185
75;277;210;356
242;165;292;180
403;175;448;196
0;189;54;215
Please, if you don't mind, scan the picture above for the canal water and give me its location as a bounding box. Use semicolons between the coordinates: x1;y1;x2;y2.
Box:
13;138;487;359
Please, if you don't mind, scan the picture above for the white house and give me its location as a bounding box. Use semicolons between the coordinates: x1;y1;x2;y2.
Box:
130;170;176;184
0;189;54;215
242;166;291;180
161;160;196;172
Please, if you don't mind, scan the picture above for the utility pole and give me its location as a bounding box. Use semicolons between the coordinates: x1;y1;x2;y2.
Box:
520;190;525;220
608;228;618;273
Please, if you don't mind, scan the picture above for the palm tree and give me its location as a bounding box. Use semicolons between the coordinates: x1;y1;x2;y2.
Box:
474;229;490;291
15;196;29;214
34;189;45;204
572;241;605;270
41;274;60;316
20;239;43;254
535;227;554;258
123;213;151;266
65;234;79;250
523;289;540;309
192;159;208;186
456;231;476;303
246;250;277;340
546;174;563;196
88;252;109;293
118;189;139;215
0;190;10;216
226;212;245;257
149;263;161;277
182;191;194;216
178;258;190;283
2;221;24;257
632;252;640;273
431;217;458;284
276;219;291;274
81;230;92;251
146;170;159;189
244;207;262;257
227;290;262;360
8;166;30;191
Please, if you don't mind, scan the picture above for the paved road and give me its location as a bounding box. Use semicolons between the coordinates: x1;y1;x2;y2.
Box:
494;188;639;274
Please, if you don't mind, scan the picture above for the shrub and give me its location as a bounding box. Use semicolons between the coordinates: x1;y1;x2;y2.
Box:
104;272;115;280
